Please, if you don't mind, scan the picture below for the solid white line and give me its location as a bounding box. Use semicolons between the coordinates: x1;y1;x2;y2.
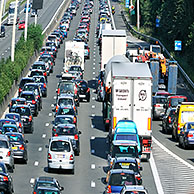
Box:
153;137;194;170
45;123;49;127
91;164;95;169
49;113;52;117
30;178;35;184
38;147;42;152
150;153;164;194
91;181;96;187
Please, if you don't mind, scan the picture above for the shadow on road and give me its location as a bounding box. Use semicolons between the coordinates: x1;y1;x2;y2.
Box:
90;115;105;132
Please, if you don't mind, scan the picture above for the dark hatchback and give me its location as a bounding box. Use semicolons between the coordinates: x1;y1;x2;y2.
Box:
76;79;90;102
8;97;26;113
18;77;35;96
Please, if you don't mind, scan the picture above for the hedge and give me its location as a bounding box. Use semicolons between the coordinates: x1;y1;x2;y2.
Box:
0;24;43;103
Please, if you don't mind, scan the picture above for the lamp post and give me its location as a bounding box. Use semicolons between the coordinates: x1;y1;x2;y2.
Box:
24;0;29;41
137;0;140;31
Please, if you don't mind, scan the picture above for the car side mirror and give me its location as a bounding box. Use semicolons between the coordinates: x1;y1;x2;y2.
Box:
25;140;29;143
78;131;82;135
140;166;143;171
60;187;64;191
45;145;49;148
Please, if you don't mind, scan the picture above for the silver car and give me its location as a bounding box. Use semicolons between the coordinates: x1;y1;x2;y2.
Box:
0;135;14;172
121;185;148;194
47;136;75;174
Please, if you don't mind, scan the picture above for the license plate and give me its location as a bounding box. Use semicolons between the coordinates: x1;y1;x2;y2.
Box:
12;147;18;150
121;163;130;166
56;154;65;159
79;95;86;98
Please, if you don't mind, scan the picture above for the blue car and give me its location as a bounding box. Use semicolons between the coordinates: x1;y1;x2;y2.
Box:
1;124;19;134
0;119;17;132
24;3;31;13
105;169;137;194
59;25;67;37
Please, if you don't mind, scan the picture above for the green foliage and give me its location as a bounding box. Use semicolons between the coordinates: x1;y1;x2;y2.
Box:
0;24;43;104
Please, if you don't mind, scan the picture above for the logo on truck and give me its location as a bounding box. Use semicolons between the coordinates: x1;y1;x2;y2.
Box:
139;90;147;101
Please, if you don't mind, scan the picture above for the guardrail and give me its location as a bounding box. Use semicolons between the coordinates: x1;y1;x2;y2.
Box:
121;10;194;92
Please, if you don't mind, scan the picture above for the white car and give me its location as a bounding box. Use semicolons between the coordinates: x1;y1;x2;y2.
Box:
47;136;75;174
0;135;14;172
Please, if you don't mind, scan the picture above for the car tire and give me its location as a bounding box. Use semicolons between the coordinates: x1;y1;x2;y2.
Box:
71;169;74;174
48;166;52;173
9;165;14;173
87;97;90;102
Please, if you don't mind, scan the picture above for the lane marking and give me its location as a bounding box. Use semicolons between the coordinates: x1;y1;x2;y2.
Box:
93;67;95;70
51;104;55;108
92;105;95;108
92;97;95;100
91;164;95;169
93;62;95;65
45;123;49;127
42;134;46;138
30;178;35;184
91;149;95;154
92;90;96;93
93;59;96;61
54;96;57;100
38;147;42;152
90;136;95;140
92;78;95;80
49;113;52;117
93;72;95;74
91;181;96;188
34;161;39;166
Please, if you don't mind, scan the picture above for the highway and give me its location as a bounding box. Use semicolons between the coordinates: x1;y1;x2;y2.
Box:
0;0;64;59
1;0;194;193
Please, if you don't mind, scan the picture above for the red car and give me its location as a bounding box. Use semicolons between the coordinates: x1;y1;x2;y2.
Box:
18;20;25;30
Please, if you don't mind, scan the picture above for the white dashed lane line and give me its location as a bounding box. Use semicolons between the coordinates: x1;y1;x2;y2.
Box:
92;97;95;100
45;123;49;127
42;134;46;138
93;72;95;75
90;136;95;140
91;181;96;188
92;105;95;108
34;161;39;166
93;67;95;70
30;178;35;184
49;113;52;117
91;164;96;169
38;147;42;152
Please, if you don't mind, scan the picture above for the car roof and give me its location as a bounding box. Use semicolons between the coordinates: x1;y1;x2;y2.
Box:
0;134;9;141
33;61;45;65
58;94;74;99
59;105;73;109
15;105;30;109
123;185;147;192
24;83;39;86
37;176;55;182
21;77;34;81
5;113;20;117
6;132;23;136
37;186;59;191
0;119;16;122
110;169;135;174
2;124;17;128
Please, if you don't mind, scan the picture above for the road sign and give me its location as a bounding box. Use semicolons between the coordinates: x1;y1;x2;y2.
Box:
175;40;182;51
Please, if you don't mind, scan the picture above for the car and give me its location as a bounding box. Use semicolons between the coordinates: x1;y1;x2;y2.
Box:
162;107;176;134
39;55;54;74
4;113;23;134
52;124;81;155
6;132;28;163
84;43;90;59
76;79;90;102
0;119;17;133
33;76;47;97
109;157;142;185
120;185;148;194
47;35;59;48
8;97;27;113
105;169;137;194
18;20;25;30
31;61;48;79
29;69;47;82
35;186;61;194
47;136;75;174
20;91;39;116
0;162;14;193
32;176;64;193
40;46;56;58
179;122;194;149
0;25;5;37
67;65;84;79
1;124;19;135
14;105;33;133
23;83;42;111
31;8;37;17
0;135;14;172
152;96;167;120
18;77;35;96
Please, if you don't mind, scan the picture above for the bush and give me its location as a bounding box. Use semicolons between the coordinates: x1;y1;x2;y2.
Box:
0;24;43;104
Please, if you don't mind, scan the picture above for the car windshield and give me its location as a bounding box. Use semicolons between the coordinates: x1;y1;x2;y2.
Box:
58;108;74;116
112;145;138;158
32;65;46;71
31;71;43;76
109;173;136;186
171;98;186;107
115;135;137;141
56;126;76;135
5;115;19;122
78;81;87;88
51;141;70;152
58;98;73;106
59;83;74;93
54;117;73;125
0;140;8;148
37;190;59;194
15;107;30;116
114;162;138;172
36;182;56;188
21;94;35;101
7;134;23;142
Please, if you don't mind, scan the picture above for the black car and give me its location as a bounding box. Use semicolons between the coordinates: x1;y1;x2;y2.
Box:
32;177;64;193
20;91;39;116
55;105;77;118
8;97;27;113
14;105;33;133
6;132;28;163
23;83;42;111
162;107;176;134
31;61;48;79
0;162;13;193
76;79;90;102
18;77;35;96
29;69;46;82
0;25;5;37
52;124;81;155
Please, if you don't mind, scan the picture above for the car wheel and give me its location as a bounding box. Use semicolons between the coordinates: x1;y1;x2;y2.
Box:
44;92;47;98
87;96;90;102
71;169;74;174
9;165;14;173
178;139;182;148
47;166;52;173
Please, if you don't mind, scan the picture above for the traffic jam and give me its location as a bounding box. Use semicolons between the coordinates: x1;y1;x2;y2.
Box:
0;0;193;193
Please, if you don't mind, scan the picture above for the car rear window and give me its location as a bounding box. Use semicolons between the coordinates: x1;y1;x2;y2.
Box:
7;134;23;142
5;115;19;122
0;120;16;127
11;99;26;106
69;66;81;71
2;126;17;133
109;173;136;186
15;107;30;116
34;77;45;84
58;98;73;106
19;79;34;88
0;140;8;148
115;135;137;141
171;98;186;107
112;145;138;158
114;162;138;172
56;126;76;135
21;94;35;101
32;64;46;71
51;141;70;152
31;71;43;76
58;108;74;115
59;83;74;93
54;117;73;125
153;97;166;104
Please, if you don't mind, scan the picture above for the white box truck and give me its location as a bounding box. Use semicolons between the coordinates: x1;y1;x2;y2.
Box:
101;30;126;70
64;41;85;72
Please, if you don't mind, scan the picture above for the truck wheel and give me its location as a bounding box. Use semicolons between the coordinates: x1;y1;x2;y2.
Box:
146;153;150;160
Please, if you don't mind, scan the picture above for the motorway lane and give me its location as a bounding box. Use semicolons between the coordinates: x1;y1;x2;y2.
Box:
0;0;64;59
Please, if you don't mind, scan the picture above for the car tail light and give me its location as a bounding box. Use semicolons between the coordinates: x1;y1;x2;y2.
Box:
6;151;11;157
106;185;111;193
29;116;32;122
56;106;58;112
0;176;9;181
44;72;47;76
135;175;141;181
48;153;52;159
57;88;60;94
74;134;78;140
86;88;90;93
69;154;74;160
178;123;180;132
66;70;68;72
19;145;24;150
33;192;36;194
142;138;152;147
19;122;22;128
187;133;193;138
154;104;160;107
73;117;76;124
9;102;12;106
43;83;47;88
168;116;171;123
54;133;58;137
19;88;22;93
32;100;36;104
53;128;56;132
